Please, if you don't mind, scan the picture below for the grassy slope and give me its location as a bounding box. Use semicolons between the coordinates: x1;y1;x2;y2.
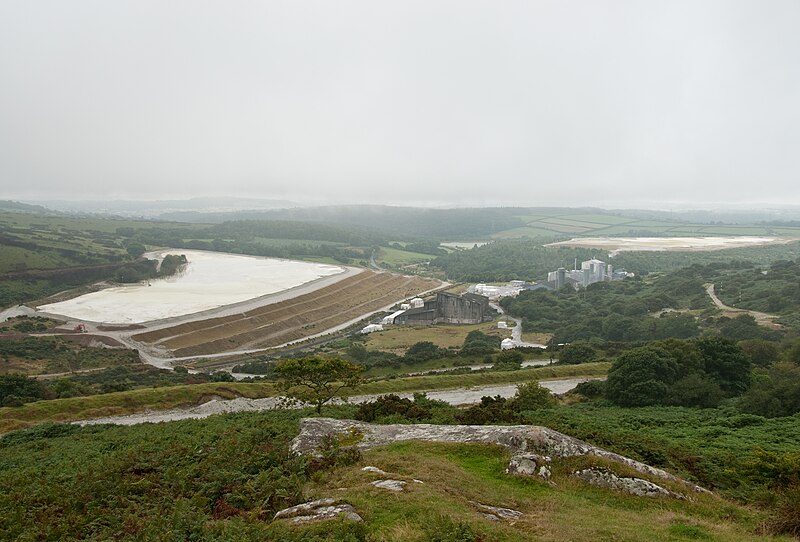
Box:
375;246;433;267
0;408;791;541
311;441;778;542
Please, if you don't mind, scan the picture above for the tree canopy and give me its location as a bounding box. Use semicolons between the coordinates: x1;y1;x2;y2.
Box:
274;356;363;414
605;346;679;407
605;338;752;408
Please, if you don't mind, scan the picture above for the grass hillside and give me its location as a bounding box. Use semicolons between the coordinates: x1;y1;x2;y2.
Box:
0;407;796;541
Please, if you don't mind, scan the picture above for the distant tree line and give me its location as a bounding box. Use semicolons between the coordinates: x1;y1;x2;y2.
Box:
431;239;601;282
0;365;237;407
113;253;187;283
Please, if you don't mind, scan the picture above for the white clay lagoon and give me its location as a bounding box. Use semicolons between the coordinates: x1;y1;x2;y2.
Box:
37;250;345;324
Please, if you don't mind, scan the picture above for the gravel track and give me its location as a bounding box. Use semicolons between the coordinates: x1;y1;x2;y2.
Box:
75;377;602;427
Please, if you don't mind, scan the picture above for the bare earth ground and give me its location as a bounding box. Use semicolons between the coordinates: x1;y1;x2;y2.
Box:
131;270;442;357
33;267;444;368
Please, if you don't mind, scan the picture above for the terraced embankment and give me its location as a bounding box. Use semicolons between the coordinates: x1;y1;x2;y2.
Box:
132;270;440;356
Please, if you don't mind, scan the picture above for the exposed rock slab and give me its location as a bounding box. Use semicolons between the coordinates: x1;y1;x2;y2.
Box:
292;418;706;493
506;453;551;481
370;479;407;491
574;468;683;499
274;498;362;524
361;466;388;475
470;501;523;521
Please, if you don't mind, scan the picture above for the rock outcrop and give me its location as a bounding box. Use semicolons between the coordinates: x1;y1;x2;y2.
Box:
574;468;684;499
361;466;387;475
273;498;362;523
292;418;706;494
470;501;523;521
370;479;407;491
506;453;552;481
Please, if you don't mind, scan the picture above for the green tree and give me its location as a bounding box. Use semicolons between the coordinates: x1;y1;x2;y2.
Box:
461;330;501;355
739;362;800;418
739;339;780;368
696;337;752;395
493;349;524;370
0;373;46;406
274;356;363;414
404;341;443;363
124;241;146;259
605;346;679;407
784;338;800;365
558;342;597;365
511;381;555;410
601;316;634;341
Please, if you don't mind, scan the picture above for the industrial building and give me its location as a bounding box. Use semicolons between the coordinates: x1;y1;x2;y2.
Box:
547;258;631;289
391;292;496;326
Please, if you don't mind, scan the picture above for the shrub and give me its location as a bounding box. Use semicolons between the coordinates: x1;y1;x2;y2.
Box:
763;482;800;537
460;330;501;355
739;362;800;417
574;379;606;398
558;343;597;364
738;339;780;368
667;373;725;408
354;394;432;422
0;373;46;406
696;337;751;395
455;396;523;425
426;516;483;542
307;429;364;474
511;381;555;410
404;342;444;363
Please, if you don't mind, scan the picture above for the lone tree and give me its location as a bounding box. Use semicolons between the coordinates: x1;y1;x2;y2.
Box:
274;356;364;414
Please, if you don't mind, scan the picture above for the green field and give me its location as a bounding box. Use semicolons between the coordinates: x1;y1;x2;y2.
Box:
364;321;508;353
374;246;433;267
488;210;800;239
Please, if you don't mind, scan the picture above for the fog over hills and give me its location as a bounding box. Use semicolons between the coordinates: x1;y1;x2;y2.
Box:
2;1;799;208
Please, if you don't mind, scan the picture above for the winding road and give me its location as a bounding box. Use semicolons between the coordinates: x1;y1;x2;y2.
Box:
705;283;783;330
490;302;547;349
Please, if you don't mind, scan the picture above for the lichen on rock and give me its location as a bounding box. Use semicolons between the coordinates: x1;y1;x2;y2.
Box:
573;468;685;499
273;498;362;524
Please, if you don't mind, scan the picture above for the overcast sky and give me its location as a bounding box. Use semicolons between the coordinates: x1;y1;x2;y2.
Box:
1;1;799;209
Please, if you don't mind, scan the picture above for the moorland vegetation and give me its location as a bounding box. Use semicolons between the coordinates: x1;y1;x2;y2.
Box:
3;203;800;539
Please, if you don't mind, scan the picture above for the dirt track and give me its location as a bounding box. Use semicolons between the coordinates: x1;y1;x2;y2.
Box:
705;283;783;330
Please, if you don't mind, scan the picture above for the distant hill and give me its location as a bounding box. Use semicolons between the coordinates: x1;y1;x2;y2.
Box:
0;200;52;213
25;197;299;218
158;204;800;240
